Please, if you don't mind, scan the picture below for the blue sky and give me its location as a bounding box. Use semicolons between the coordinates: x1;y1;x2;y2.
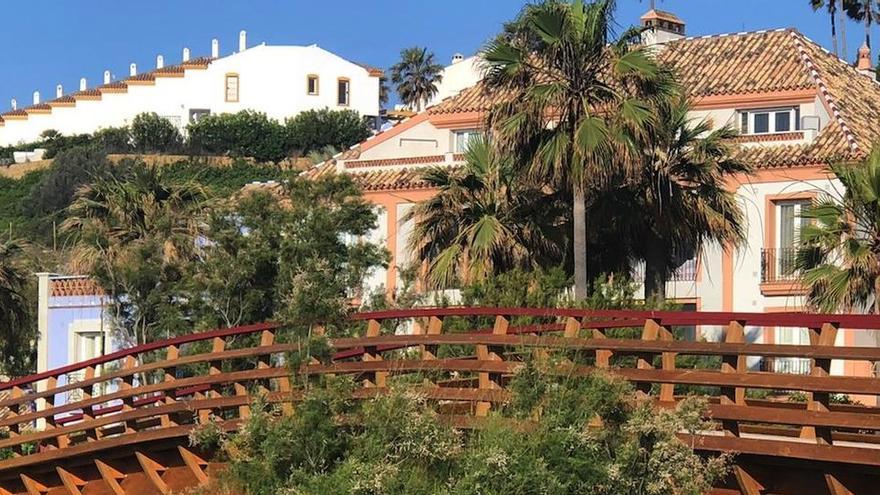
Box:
0;0;870;111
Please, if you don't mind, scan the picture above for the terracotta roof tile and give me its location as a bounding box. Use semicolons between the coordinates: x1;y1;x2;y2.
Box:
2;109;27;117
50;278;104;297
426;29;880;171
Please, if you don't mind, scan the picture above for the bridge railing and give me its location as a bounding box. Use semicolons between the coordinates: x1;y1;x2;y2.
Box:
1;307;880;471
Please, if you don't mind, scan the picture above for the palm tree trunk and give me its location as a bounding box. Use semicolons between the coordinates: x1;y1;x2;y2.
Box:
839;0;847;57
644;247;667;303
832;8;839;56
573;186;588;299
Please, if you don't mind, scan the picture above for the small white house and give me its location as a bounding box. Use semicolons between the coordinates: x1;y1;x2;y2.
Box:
0;31;383;146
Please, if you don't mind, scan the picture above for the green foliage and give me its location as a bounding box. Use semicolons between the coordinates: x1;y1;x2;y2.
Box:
797;145;880;313
160;158;284;197
204;367;729;495
92;126;134;153
0;170;48;243
62;160;211;346
187;110;288;163
130;112;183;153
24;146;113;223
0;240;36;377
286;108;371;155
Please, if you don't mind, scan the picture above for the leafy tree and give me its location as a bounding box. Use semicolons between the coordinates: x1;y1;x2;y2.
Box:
62;160;211;346
626;96;749;300
187;110;288;163
390;47;443;111
797;146;880;314
483;0;674;299
405;136;568;288
190;175;387;332
0;240;35;377
130;112;183;153
285;108;371;156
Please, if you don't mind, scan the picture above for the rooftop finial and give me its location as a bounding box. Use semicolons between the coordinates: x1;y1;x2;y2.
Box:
11;98;16;110
130;63;137;77
183;47;191;62
239;30;247;52
79;78;87;91
104;70;111;85
56;84;63;98
212;38;219;58
33;91;40;105
156;55;164;69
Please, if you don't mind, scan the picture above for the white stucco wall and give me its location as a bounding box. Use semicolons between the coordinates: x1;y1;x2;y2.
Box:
0;44;380;146
428;55;483;107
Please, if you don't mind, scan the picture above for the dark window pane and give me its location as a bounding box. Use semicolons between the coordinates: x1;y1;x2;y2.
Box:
754;113;769;133
775;111;790;132
337;80;349;105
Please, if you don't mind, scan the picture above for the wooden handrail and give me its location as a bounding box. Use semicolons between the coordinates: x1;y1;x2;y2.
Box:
3;307;880;476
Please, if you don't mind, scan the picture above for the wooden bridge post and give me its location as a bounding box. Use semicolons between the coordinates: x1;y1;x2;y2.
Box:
801;322;838;444
421;316;443;361
637;318;669;397
362;319;387;388
476;315;508;416
720;319;747;436
80;365;99;440
120;355;138;434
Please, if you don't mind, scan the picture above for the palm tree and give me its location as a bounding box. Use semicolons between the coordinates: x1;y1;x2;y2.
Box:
0;240;34;377
844;0;880;49
390;47;443;112
62;161;211;345
405;136;568;288
812;0;842;56
482;0;674;298
797;146;880;314
624;96;750;300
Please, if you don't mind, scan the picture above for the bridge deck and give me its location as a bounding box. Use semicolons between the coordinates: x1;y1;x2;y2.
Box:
1;308;879;494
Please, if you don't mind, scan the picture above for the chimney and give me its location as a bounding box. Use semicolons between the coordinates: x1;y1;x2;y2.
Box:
33;91;40;105
130;63;137;76
640;8;686;46
212;38;220;58
451;53;464;64
56;84;63;98
239;30;247;52
104;70;111;84
79;78;87;91
183;47;191;62
10;99;16;110
157;55;164;69
858;42;874;77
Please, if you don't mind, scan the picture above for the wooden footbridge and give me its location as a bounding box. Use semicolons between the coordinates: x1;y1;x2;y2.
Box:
2;308;880;495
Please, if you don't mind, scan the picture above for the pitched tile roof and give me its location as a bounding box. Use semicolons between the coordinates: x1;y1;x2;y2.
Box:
427;29;879;170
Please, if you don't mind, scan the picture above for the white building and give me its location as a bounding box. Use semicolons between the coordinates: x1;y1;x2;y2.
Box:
427;53;484;108
0;31;383;146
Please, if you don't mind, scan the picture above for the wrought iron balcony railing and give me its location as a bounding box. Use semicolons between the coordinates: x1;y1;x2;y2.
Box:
761;247;801;283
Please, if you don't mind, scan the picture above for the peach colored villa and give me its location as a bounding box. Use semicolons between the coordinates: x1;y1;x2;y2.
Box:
305;9;880;392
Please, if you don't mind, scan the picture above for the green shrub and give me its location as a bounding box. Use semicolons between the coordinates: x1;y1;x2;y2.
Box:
285;108;371;155
130;112;182;153
0;170;48;242
93;126;133;153
187;110;288;163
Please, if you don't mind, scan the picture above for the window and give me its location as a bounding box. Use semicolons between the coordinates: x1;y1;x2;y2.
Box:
74;331;103;363
225;74;239;102
454;129;481;152
307;74;319;95
337;78;350;106
776;199;811;276
739;107;799;135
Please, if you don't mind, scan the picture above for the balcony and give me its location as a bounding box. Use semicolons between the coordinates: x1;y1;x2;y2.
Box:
760;248;807;296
